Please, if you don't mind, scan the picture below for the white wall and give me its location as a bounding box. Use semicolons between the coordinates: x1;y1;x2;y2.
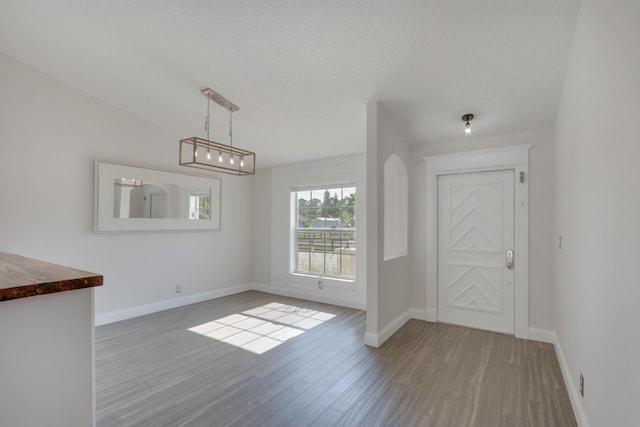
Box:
252;168;272;285
366;103;413;345
409;129;556;332
554;0;640;425
366;103;380;337
376;107;413;328
0;53;254;320
266;155;367;309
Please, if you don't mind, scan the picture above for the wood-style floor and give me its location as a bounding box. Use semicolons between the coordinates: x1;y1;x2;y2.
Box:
96;291;577;427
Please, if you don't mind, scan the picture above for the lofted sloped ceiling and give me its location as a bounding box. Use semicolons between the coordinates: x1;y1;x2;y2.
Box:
0;0;580;168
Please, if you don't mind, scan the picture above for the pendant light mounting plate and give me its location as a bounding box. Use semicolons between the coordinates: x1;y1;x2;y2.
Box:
461;113;474;122
202;88;239;112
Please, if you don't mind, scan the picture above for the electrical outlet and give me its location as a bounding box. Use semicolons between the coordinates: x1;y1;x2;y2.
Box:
317;280;323;290
176;284;182;293
579;374;584;397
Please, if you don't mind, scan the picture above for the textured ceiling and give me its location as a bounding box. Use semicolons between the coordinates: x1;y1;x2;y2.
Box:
0;0;580;168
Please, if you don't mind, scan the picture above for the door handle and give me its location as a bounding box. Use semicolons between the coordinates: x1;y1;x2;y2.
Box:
506;249;514;270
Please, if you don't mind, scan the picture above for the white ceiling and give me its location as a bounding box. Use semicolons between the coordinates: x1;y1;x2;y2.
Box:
0;0;580;168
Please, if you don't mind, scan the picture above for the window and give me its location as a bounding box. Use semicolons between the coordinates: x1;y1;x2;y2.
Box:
189;193;211;219
293;185;356;280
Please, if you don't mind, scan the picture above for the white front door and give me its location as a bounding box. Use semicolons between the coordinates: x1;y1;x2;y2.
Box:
437;170;515;334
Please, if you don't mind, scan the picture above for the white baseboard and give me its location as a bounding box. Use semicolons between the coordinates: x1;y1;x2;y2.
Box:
515;322;530;340
528;327;556;344
95;283;253;326
424;307;437;322
379;309;412;345
95;282;365;326
365;308;432;347
365;309;413;348
553;332;590;427
364;331;379;347
251;283;366;310
409;308;428;321
526;327;589;426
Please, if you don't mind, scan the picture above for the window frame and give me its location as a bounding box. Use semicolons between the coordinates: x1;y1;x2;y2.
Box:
290;183;356;281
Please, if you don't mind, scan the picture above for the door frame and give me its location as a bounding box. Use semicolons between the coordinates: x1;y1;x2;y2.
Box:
424;144;531;339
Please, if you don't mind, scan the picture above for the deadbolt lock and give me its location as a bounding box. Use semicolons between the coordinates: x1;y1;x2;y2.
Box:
506;249;514;270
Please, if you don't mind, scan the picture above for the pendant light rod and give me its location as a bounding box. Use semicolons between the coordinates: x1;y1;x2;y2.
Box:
201;88;239;112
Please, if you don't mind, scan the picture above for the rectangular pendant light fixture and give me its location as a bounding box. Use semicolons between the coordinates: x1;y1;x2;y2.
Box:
179;88;256;176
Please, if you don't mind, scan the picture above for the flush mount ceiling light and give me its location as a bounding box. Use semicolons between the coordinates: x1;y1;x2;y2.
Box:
461;113;474;135
179;88;256;176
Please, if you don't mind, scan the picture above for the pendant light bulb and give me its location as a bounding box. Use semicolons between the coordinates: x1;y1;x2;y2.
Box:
461;113;474;136
230;155;235;165
207;149;211;160
240;156;244;168
218;151;223;163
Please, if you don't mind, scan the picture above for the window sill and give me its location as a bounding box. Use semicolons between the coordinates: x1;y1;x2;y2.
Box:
290;272;355;284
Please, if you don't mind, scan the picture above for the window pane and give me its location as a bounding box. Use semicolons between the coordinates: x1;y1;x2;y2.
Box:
310;190;325;204
342;188;356;206
297;233;311;272
325;251;339;276
311;217;326;228
309;230;325;274
339;206;355;228
297;192;310;209
297;208;311;228
293;185;356;280
340;253;356;278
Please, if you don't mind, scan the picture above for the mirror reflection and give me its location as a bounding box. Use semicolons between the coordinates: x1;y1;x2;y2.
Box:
113;178;211;220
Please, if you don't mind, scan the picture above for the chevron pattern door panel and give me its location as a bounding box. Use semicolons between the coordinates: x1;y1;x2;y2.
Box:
437;170;515;334
447;263;502;313
449;183;502;252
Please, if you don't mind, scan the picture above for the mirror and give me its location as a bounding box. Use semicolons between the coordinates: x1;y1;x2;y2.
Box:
95;161;221;232
112;178;211;220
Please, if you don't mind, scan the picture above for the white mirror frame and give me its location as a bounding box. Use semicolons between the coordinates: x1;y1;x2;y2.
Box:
94;161;221;232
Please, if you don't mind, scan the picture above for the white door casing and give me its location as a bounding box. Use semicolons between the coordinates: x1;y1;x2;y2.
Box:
424;145;530;339
437;170;515;334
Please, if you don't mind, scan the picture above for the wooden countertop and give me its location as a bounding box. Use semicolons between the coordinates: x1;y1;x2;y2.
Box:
0;252;103;302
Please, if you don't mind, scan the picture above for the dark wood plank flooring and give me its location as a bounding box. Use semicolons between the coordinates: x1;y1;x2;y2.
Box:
96;291;576;427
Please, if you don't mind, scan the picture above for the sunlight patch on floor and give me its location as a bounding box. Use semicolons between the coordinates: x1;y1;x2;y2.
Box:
188;302;336;354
